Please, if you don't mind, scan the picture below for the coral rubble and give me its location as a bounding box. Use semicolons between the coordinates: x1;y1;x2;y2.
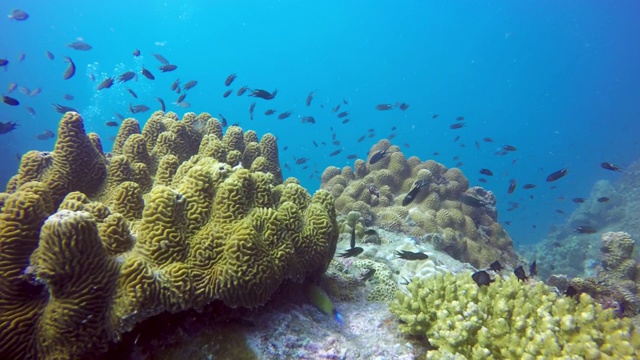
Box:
0;111;338;359
321;139;518;268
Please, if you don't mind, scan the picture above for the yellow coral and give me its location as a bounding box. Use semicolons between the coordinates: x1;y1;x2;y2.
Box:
0;113;338;359
390;272;640;359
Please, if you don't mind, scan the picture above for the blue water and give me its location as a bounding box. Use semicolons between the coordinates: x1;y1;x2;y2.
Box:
2;0;639;246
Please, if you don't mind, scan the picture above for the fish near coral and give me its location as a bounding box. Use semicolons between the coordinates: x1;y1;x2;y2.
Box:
338;247;363;258
249;88;278;100
514;266;527;281
472;270;494;287
305;284;343;325
546;168;569;182
489;261;503;272
368;148;388;165
395;250;429;261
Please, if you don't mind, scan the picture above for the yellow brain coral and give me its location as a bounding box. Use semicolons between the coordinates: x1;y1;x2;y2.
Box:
390;272;640;359
0;112;338;359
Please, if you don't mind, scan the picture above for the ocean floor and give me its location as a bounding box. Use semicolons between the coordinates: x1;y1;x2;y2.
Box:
107;229;474;360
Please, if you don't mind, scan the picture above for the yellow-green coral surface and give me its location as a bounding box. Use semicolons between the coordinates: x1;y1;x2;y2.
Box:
390;272;640;359
0;112;338;359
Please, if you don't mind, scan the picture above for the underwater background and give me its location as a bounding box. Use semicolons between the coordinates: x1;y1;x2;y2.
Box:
2;1;640;359
2;1;640;247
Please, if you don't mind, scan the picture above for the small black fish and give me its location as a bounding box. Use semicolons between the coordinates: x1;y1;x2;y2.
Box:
574;225;597;234
450;123;465;129
115;113;125;121
301;116;316;124
346;154;358;160
0;59;7;67
129;103;150;114
479;168;493;176
456;116;465;121
264;109;276;115
514;266;527;281
432;114;439;119
132;49;140;56
369;148;389;164
152;53;170;65
35;130;55;140
572;197;585;203
67;41;92;51
295;157;308;165
97;77;114;90
278;111;292;120
375;104;394;111
507;179;517;194
472;270;494;287
529;261;537;277
249;88;277;100
0;121;18;134
218;114;228;127
489;261;503;272
522;184;536;189
127;88;138;98
338;247;363;258
63;94;74;100
177;93;186;103
397;102;410;111
565;286;578;297
45;51;55;60
52;104;77;113
402;179;429;206
105;121;118;127
502;145;517;151
159;64;178;72
313;141;318;147
223;89;232;98
171;78;180;91
117;71;135;83
2;95;19;106
141;67;155;80
327;148;342;157
236;86;248;96
597;197;610;203
363;229;378;236
333;104;341;112
337;111;349;118
601;162;622;172
359;269;376;282
357;135;366;142
483;137;494;142
9;9;29;21
395;250;429;261
62;56;76;80
546;168;569;182
156;97;165;112
225;73;237;86
183;80;198;90
306;91;314;107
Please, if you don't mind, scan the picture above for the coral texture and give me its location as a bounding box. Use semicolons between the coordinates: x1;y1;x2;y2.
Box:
321;139;518;268
0;112;338;359
390;272;640;359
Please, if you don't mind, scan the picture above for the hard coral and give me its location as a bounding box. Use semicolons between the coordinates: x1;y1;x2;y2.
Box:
0;112;338;359
390;272;640;359
321;139;518;268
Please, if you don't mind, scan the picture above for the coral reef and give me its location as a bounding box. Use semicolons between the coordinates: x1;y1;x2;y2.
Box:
531;160;640;280
547;232;640;320
321;139;518;268
390;271;640;359
0;112;338;359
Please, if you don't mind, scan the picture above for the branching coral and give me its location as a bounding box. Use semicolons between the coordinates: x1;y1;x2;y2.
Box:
390;272;640;359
